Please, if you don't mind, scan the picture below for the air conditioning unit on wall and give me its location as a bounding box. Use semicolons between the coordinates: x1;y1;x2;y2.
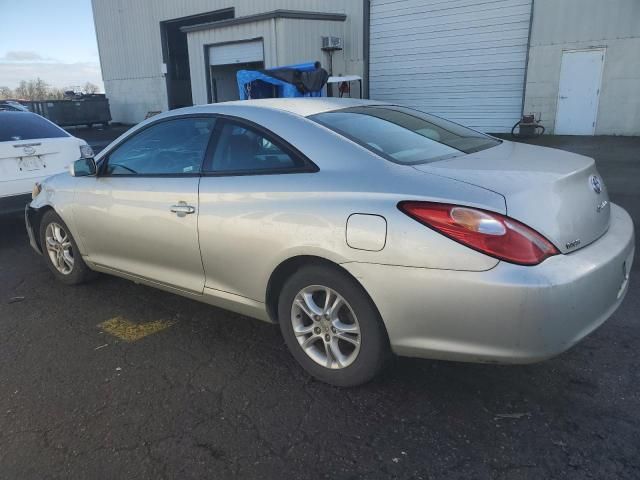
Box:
321;36;343;51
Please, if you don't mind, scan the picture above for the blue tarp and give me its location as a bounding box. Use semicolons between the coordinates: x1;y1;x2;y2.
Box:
237;62;325;100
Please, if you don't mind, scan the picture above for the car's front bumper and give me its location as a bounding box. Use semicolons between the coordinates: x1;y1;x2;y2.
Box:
343;203;635;364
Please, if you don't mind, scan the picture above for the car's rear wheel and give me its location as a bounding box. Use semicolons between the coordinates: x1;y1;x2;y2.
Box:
39;210;94;285
278;264;389;386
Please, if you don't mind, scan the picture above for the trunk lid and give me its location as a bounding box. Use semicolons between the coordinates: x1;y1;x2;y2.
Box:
0;137;82;197
413;140;610;253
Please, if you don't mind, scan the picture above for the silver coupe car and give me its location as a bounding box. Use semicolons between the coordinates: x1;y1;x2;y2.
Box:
26;98;634;386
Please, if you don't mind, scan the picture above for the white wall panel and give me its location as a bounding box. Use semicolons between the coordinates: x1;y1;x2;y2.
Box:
369;0;532;133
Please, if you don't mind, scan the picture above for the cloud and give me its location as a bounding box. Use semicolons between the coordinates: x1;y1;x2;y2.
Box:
1;50;52;62
0;61;104;91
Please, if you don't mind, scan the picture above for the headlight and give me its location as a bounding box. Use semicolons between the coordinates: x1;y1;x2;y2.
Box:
32;182;42;200
80;144;94;159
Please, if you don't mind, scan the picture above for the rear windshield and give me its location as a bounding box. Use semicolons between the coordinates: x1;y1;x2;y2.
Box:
310;106;501;165
0;112;69;142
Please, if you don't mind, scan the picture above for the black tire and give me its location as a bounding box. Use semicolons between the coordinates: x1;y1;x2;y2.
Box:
278;264;390;387
39;210;94;285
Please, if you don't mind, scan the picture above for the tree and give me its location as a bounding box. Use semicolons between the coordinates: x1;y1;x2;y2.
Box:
83;82;100;94
14;80;29;99
5;78;100;101
0;86;12;99
49;87;66;100
13;78;50;100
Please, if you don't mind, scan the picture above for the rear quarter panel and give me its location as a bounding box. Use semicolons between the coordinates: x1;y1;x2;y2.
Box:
197;116;506;302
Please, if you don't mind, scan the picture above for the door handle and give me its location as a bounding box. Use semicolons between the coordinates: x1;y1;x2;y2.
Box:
170;202;196;217
559;95;568;99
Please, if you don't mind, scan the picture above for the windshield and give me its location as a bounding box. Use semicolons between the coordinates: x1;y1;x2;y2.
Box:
310;106;501;165
0;112;69;142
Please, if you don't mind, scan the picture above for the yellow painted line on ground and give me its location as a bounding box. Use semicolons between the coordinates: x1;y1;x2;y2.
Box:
98;316;176;342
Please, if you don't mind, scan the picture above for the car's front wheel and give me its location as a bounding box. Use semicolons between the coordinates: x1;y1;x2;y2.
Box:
278;264;389;387
39;210;94;285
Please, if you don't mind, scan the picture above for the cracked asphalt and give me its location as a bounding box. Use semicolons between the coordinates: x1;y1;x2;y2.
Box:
1;135;639;479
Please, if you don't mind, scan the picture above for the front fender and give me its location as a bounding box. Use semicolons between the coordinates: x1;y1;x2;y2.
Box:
26;173;87;255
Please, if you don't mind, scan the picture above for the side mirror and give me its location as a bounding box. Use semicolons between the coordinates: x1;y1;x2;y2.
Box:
70;157;97;177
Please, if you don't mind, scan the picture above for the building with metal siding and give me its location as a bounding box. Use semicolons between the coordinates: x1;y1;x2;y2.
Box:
368;0;533;133
90;0;364;124
523;0;640;135
183;12;350;107
92;0;639;135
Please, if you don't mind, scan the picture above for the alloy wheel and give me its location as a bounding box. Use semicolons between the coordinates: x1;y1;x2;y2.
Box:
290;285;361;369
45;222;74;275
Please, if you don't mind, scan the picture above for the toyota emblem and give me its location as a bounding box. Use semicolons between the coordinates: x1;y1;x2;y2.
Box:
22;146;36;156
589;175;602;194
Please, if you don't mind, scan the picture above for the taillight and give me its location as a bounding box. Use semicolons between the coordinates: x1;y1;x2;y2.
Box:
398;202;559;266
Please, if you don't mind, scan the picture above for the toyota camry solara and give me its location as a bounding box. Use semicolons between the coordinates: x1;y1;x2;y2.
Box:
26;98;635;386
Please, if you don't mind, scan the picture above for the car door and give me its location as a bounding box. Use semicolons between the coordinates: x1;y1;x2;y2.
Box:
197;117;317;300
73;116;216;293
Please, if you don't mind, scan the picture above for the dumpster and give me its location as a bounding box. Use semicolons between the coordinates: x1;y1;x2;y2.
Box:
25;94;111;128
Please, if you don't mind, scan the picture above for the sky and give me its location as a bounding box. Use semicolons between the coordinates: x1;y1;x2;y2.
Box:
0;0;103;91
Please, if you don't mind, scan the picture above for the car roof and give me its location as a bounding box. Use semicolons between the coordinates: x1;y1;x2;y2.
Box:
184;98;389;118
0;110;33;116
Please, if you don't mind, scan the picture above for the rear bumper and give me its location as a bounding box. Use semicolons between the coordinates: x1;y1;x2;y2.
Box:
0;193;32;215
343;203;635;364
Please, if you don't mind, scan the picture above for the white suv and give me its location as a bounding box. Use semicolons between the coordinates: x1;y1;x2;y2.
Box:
0;111;93;214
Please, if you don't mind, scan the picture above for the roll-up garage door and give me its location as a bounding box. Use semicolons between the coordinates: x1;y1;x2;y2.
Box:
209;39;264;66
369;0;532;133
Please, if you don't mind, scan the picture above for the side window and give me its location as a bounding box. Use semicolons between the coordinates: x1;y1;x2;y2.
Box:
106;117;215;175
208;121;304;173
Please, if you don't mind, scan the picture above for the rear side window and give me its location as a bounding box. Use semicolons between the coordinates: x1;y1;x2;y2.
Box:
0;112;69;142
205;120;306;173
310;106;501;165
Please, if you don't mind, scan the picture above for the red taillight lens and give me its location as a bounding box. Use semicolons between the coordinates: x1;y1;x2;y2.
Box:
398;202;559;266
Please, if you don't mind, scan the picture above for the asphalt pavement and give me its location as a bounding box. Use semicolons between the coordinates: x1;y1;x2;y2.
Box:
0;134;638;479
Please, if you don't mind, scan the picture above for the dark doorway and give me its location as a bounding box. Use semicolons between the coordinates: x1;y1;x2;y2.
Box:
209;61;264;103
161;8;234;110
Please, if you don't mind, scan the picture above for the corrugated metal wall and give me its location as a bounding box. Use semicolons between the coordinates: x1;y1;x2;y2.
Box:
369;0;532;133
276;19;348;74
186;21;278;106
524;0;640;135
91;0;364;123
187;17;348;106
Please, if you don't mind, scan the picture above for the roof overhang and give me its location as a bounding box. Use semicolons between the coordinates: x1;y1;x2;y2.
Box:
181;9;347;33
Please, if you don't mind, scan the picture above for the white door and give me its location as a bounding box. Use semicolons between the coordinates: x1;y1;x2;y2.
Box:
555;49;605;135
